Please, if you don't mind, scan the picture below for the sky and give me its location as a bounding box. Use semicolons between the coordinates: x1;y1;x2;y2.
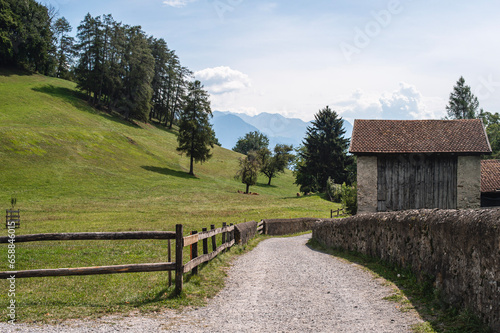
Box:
43;0;500;123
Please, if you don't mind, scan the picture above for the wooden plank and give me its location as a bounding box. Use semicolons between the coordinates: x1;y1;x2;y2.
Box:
0;231;176;244
183;234;199;247
197;225;234;241
0;262;176;279
197;227;223;241
183;239;235;273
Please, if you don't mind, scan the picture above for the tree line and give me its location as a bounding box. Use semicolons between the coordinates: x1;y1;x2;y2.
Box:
1;0;193;125
1;0;216;175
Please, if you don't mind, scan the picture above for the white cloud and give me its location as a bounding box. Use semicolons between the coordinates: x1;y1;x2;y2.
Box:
333;83;436;124
380;82;435;119
163;0;195;8
195;66;251;94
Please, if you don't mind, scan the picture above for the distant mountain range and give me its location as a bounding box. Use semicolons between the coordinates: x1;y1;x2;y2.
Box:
210;111;353;150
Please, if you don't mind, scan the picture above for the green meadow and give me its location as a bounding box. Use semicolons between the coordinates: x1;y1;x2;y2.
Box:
0;69;337;322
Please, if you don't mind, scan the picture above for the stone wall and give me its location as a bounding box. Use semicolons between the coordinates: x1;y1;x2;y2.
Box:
234;221;257;245
312;208;500;332
356;156;378;214
263;218;321;236
457;156;482;209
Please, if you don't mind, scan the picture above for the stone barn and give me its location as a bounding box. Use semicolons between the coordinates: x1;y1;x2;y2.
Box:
481;159;500;207
350;119;492;213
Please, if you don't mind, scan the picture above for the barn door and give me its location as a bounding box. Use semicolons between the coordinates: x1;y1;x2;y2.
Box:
377;154;457;211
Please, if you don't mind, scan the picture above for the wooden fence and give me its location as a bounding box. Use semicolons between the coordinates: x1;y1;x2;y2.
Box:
6;209;20;229
257;220;264;235
330;208;347;218
0;223;235;295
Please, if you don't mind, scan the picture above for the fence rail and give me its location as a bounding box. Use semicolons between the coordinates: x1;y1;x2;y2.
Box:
257;221;264;234
330;208;347;218
0;223;235;295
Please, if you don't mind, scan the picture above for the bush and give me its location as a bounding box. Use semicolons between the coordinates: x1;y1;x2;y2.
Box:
326;177;342;203
341;182;357;215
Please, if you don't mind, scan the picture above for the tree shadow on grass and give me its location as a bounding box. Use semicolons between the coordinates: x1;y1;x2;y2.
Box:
150;120;179;135
141;166;198;179
255;182;277;189
32;84;140;129
0;67;32;76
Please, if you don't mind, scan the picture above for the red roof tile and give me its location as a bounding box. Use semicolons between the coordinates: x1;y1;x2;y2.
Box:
349;119;492;154
481;160;500;193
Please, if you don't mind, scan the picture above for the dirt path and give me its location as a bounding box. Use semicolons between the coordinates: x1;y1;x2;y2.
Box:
1;234;422;332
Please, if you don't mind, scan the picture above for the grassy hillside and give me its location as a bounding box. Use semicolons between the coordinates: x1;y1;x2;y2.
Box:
0;69;337;322
0;69;334;232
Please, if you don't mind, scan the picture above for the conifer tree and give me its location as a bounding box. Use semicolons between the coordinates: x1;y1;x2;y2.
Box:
53;17;74;79
177;80;215;175
446;76;480;119
294;106;351;193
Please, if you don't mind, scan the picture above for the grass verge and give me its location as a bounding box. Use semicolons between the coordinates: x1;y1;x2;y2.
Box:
307;238;492;333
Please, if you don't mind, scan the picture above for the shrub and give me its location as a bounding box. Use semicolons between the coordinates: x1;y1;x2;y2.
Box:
341;182;357;215
326;177;342;203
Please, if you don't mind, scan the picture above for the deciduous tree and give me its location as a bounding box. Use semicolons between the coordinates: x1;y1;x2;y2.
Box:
480;111;500;159
260;144;294;186
233;131;269;155
235;150;260;194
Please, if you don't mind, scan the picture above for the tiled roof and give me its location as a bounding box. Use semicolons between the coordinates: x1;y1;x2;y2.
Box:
481;160;500;193
349;119;492;154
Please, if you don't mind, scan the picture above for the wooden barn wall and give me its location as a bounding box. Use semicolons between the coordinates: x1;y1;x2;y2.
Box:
377;154;457;211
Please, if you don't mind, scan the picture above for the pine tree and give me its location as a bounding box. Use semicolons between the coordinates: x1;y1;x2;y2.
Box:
445;76;480;119
177;80;215;175
294;106;351;193
121;25;154;121
53;17;74;79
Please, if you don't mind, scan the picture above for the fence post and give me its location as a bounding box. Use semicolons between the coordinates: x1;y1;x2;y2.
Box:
211;224;216;252
175;224;184;295
202;227;208;255
222;222;227;251
168;239;172;287
330;209;333;218
191;230;198;275
230;223;234;244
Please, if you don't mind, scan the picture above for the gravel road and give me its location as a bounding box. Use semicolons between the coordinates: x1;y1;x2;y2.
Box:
1;234;422;332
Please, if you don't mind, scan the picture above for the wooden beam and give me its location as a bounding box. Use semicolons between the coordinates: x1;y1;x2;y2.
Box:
0;231;176;243
0;262;176;279
183;239;235;273
197;225;234;241
183;234;199;247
